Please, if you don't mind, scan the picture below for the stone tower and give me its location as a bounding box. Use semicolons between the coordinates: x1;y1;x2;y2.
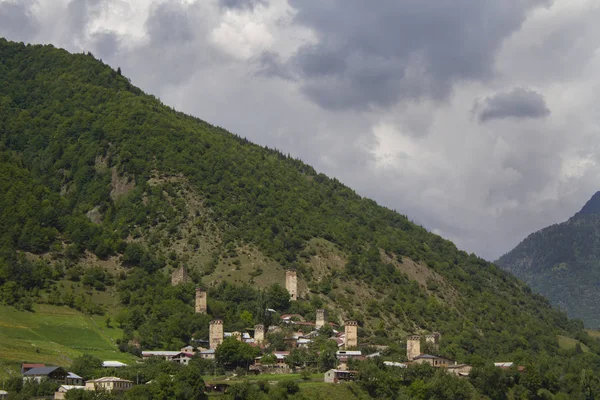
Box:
344;321;358;349
232;331;242;342
254;324;265;344
425;332;441;352
316;309;328;330
285;270;297;301
406;335;421;361
195;288;207;314
171;266;189;285
209;320;224;349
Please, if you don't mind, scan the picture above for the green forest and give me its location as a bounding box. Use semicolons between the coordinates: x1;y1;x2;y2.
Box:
2;38;600;398
497;201;600;328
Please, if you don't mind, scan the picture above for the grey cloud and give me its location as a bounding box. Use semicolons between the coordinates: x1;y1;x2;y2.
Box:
90;31;121;59
219;0;267;10
145;3;194;44
255;52;294;80
285;0;550;111
477;88;550;123
0;1;39;42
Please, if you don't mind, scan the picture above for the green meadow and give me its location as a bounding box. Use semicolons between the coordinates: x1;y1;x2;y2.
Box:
0;304;137;379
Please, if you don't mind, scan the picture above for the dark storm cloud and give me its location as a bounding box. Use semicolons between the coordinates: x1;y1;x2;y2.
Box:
284;0;550;111
477;88;550;123
219;0;267;10
0;1;39;41
145;3;194;44
255;52;294;80
90;31;121;59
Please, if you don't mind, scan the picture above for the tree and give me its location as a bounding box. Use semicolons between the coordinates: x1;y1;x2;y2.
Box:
265;284;290;312
70;354;103;380
215;337;260;370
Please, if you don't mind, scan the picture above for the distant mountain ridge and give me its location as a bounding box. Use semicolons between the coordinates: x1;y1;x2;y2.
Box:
496;192;600;327
577;191;600;216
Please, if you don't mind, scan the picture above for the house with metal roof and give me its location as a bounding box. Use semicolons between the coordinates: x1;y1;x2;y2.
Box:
85;377;134;392
23;366;68;383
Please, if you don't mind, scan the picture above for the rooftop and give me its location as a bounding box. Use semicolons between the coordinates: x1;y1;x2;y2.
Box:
102;361;128;368
23;366;63;376
87;377;133;383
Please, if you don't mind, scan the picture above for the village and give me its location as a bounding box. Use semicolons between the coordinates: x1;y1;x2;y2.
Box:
1;267;522;399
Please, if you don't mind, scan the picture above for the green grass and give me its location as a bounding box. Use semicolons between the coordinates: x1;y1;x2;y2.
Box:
557;335;590;352
0;304;137;379
585;329;600;339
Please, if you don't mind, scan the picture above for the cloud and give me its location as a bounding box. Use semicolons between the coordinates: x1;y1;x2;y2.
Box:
477;87;551;123
3;0;600;263
0;1;39;41
219;0;267;9
284;0;551;111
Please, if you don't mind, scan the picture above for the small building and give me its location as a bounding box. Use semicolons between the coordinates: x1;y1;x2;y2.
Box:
273;351;290;367
171;353;194;366
54;385;85;400
65;372;84;386
412;354;454;368
447;364;472;377
199;349;215;359
180;345;196;354
142;351;192;364
324;369;357;384
23;366;68;384
85;377;134;392
0;390;8;399
384;361;407;368
102;361;128;368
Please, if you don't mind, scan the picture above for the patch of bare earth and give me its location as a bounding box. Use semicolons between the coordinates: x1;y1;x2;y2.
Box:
110;168;135;200
381;251;461;306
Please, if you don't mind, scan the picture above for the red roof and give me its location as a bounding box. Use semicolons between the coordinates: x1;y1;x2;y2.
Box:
21;364;45;373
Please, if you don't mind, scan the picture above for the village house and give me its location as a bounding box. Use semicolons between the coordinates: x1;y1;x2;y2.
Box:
199;349;215;359
23;366;68;384
85;377;134;392
412;354;455;367
102;361;128;368
141;351;193;364
447;364;472;377
0;390;8;399
324;369;357;383
65;372;84;386
54;385;85;400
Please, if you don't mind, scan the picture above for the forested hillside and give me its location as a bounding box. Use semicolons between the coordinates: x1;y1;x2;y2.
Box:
497;192;600;328
2;38;600;397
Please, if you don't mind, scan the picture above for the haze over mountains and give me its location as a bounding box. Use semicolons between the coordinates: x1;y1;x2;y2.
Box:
497;191;600;328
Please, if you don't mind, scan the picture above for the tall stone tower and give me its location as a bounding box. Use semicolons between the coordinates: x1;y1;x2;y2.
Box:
406;335;421;361
316;309;328;330
285;270;297;301
232;331;242;342
254;324;265;344
195;288;207;314
171;266;189;285
209;320;224;349
344;321;358;349
425;332;441;352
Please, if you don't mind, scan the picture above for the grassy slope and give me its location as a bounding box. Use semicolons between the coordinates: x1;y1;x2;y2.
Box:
0;304;136;379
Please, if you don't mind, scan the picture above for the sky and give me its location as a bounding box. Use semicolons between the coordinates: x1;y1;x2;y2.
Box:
2;0;600;260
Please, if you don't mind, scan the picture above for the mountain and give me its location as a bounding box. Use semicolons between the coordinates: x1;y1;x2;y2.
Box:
496;192;600;328
2;38;600;394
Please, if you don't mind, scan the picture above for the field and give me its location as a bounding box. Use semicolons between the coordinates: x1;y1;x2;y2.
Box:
0;304;137;379
204;373;369;399
557;335;590;352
